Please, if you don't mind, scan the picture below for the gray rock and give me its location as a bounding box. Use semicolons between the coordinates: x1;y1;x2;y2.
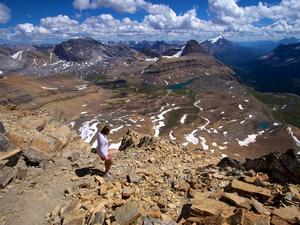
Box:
217;157;244;170
0;122;5;134
0;167;16;189
0;134;9;152
142;217;177;225
126;172;142;184
244;149;300;184
22;147;48;169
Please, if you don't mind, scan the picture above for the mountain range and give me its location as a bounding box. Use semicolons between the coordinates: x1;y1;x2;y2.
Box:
235;42;300;95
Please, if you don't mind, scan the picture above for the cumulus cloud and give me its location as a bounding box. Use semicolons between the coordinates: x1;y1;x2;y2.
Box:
208;0;300;25
0;3;11;23
73;0;147;13
1;0;300;43
17;23;35;33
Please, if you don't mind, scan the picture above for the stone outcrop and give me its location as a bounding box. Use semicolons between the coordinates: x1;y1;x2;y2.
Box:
244;149;300;184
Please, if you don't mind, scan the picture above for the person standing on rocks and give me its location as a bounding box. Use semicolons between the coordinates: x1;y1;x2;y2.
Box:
96;125;112;177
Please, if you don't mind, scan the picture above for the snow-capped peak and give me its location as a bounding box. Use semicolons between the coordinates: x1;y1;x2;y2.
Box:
209;35;224;44
11;51;23;60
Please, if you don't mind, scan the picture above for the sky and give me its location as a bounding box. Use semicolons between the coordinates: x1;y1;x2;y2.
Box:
0;0;299;43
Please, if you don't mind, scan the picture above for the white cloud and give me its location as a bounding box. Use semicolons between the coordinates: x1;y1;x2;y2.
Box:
208;0;300;25
1;0;300;43
0;3;10;23
73;0;147;13
17;23;35;33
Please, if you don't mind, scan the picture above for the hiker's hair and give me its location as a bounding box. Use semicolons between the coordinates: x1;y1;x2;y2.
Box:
101;126;110;135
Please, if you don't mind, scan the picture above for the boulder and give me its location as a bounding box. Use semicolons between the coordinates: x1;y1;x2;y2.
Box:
62;210;85;225
15;158;28;179
231;180;272;199
272;206;300;224
20;116;47;132
115;201;142;225
251;197;271;216
220;192;252;210
217;157;244;170
0;134;9;152
0;167;16;189
244;149;300;184
22;147;48;168
31;133;63;154
119;130;140;151
7;131;29;148
244;174;269;185
43;121;73;145
190;192;235;218
227;208;270;225
271;215;291;225
126;171;142;184
122;186;132;199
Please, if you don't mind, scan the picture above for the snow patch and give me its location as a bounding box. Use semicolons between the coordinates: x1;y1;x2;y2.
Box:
11;51;23;60
41;86;58;90
209;35;223;44
180;114;188;124
185;129;199;145
237;131;265;147
221;154;228;159
79;119;99;144
110;125;124;134
169;130;176;140
193;99;203;111
199;137;209;150
145;57;158;62
109;142;121;150
151;104;180;137
287;127;300;147
77;84;87;91
163;45;185;58
0;70;3;75
69;121;75;128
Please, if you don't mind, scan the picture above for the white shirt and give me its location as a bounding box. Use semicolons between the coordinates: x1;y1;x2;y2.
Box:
96;133;109;158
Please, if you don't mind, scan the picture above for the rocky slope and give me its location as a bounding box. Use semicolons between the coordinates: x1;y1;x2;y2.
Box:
0;38;145;81
142;40;233;86
1;105;300;225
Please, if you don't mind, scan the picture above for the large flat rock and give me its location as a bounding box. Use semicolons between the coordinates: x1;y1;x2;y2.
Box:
231;180;272;198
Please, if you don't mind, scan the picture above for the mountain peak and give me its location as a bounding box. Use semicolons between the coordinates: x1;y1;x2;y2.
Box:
209;35;224;44
181;40;207;56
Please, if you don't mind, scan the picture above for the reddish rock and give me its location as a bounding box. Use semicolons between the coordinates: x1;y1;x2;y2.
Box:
190;192;235;218
220;192;252;210
231;180;271;199
227;208;270;225
115;201;141;225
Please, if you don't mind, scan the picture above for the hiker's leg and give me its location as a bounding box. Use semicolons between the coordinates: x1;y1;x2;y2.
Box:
104;158;112;174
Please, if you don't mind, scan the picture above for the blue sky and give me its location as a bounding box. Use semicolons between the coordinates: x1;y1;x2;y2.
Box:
0;0;299;43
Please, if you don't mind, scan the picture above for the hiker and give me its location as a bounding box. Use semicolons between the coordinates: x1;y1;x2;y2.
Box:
96;125;112;177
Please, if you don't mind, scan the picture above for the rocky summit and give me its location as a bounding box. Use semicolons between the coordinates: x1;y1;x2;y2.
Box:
0;99;300;225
